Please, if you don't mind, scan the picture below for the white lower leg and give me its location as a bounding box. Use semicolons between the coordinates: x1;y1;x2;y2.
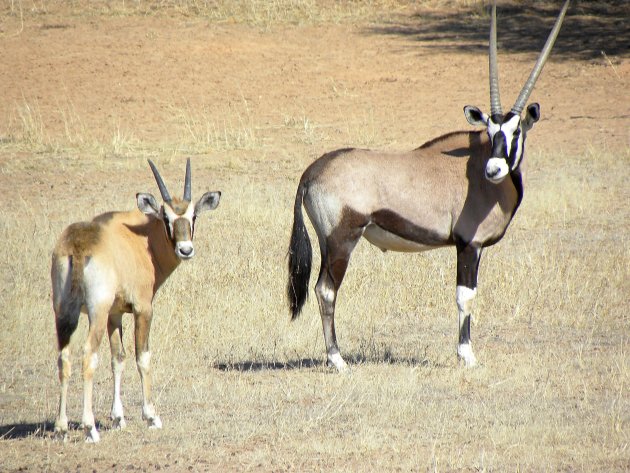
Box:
457;342;477;367
110;356;126;429
456;285;478;367
327;351;349;372
142;404;162;429
55;349;71;435
82;352;101;442
317;279;349;373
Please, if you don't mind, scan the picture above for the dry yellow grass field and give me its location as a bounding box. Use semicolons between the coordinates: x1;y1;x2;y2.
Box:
0;1;628;471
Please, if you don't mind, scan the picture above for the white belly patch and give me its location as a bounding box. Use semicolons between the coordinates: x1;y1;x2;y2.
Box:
363;224;435;253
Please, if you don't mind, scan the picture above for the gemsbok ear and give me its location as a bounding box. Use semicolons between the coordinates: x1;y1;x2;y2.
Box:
136;193;160;215
522;103;541;131
463;106;488;127
195;191;221;215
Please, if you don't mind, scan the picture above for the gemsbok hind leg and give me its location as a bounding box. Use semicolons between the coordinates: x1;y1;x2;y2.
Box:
108;313;126;429
315;230;362;372
134;307;162;429
52;256;81;440
456;243;482;367
55;344;72;439
82;304;109;442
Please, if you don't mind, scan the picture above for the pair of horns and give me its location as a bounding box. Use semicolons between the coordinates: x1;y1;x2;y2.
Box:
148;158;192;202
489;0;570;117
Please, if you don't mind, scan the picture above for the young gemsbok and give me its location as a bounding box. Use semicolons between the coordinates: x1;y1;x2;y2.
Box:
287;1;570;371
52;159;220;442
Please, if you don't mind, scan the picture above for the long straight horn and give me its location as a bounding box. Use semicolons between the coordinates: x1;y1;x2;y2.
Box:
489;2;502;117
511;0;570;115
184;158;192;202
148;159;172;202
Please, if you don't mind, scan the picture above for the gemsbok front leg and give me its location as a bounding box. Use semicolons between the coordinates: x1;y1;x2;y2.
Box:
134;307;162;429
108;313;126;429
456;244;482;367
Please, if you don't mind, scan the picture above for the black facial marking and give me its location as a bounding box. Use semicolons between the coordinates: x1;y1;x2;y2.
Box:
491;130;508;159
490;113;503;124
161;210;173;239
508;128;522;168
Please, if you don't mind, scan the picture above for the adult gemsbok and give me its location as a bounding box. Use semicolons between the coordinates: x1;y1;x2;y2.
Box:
52;159;220;442
287;1;570;371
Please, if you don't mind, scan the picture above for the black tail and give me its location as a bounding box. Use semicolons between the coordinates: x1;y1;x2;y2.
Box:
287;183;312;319
54;255;83;350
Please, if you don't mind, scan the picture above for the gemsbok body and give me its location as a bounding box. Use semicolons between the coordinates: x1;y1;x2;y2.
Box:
287;1;570;371
52;159;220;442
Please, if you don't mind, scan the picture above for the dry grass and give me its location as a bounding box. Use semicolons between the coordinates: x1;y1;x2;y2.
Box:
0;139;627;471
2;0;420;26
0;1;628;471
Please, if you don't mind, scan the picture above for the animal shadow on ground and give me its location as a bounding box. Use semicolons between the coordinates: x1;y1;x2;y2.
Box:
368;0;630;60
213;353;434;372
214;358;323;372
0;421;98;440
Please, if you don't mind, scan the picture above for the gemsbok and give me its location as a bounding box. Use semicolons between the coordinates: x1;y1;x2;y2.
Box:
52;159;220;442
287;1;570;371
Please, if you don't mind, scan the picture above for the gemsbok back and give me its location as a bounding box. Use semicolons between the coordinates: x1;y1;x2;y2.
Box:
52;159;220;442
287;1;570;371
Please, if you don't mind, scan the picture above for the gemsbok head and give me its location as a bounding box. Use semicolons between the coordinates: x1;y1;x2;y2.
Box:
287;1;570;371
52;159;220;442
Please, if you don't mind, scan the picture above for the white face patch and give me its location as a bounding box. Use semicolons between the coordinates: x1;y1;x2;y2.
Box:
485;157;509;183
501;114;521;157
163;205;178;237
487;121;501;139
175;241;194;259
183;201;195;221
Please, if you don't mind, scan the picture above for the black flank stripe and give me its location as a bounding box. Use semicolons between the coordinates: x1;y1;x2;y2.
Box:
371;209;451;246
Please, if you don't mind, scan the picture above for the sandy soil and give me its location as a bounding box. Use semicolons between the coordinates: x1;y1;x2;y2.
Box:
0;2;628;160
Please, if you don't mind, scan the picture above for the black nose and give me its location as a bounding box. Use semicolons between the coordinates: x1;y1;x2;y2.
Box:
179;246;193;256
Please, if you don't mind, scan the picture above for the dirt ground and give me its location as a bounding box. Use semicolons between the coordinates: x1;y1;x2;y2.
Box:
0;1;628;471
1;1;628;157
